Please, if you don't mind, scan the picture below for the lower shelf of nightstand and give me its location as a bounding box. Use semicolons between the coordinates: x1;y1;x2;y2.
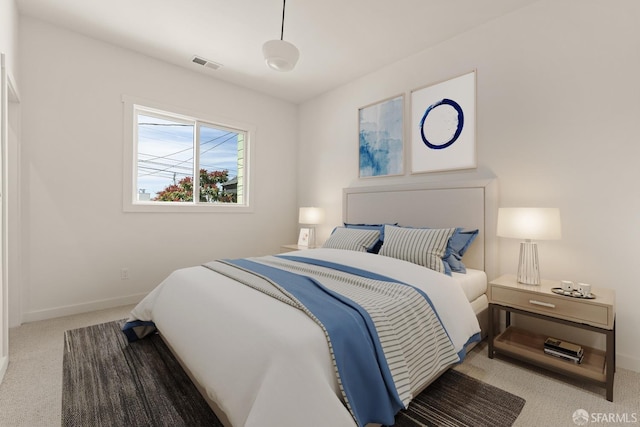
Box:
494;326;607;383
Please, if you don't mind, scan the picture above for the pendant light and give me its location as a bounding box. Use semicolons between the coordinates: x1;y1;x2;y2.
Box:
262;0;299;72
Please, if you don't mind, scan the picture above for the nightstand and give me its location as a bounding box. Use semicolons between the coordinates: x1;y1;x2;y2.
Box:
488;274;616;401
280;244;318;253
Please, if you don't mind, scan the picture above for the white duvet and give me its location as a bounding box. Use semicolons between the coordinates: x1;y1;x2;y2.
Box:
129;248;481;427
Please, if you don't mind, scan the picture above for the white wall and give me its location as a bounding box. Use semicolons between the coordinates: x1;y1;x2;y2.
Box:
298;0;640;372
18;17;299;323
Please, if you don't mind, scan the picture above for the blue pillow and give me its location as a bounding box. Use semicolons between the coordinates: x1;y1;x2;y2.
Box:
443;229;479;274
344;223;397;253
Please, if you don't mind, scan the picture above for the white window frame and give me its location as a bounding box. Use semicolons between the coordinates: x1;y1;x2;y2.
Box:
122;95;253;213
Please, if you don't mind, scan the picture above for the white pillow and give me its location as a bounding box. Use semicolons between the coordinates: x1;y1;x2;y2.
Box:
379;225;456;273
322;227;380;252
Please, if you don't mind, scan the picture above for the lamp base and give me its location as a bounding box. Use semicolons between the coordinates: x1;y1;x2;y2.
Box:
308;227;317;248
517;241;540;285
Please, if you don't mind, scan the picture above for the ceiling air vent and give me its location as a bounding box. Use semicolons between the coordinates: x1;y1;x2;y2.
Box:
192;56;223;70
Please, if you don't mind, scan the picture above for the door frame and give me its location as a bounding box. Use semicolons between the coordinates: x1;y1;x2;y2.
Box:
0;52;21;384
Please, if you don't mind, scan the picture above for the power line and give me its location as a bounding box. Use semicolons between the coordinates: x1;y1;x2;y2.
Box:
138;130;238;178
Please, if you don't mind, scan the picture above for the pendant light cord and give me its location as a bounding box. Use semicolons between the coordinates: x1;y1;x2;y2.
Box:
280;0;286;40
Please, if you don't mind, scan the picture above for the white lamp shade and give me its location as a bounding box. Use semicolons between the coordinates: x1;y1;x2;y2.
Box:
299;207;324;225
497;208;561;240
262;39;300;71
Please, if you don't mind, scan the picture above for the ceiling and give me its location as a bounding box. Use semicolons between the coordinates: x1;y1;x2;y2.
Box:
16;0;538;104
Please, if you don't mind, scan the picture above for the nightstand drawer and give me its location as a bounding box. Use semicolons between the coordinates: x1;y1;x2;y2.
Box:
491;286;610;327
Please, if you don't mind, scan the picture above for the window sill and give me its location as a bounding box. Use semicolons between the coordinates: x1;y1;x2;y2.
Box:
123;202;253;213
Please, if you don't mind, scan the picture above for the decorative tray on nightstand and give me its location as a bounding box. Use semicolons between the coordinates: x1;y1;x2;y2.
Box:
551;287;596;299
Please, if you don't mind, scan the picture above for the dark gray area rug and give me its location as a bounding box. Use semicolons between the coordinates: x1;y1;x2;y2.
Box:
388;369;525;427
62;321;525;427
62;320;223;427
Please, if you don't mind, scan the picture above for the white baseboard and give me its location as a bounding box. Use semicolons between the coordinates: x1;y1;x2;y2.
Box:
0;355;7;384
21;293;147;324
617;352;640;373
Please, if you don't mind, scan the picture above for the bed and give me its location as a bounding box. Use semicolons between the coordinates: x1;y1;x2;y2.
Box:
124;179;498;427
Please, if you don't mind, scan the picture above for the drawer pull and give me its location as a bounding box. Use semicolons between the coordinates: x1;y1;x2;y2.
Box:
529;299;556;308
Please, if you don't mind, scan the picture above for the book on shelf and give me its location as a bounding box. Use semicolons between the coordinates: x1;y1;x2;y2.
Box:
544;337;583;357
544;347;584;364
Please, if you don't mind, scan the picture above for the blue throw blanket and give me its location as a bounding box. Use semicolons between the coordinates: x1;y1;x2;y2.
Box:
226;258;403;427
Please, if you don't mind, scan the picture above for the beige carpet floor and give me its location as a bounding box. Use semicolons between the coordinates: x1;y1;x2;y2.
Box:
0;305;638;427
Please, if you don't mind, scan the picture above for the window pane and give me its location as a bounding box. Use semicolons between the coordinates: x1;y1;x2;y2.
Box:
199;124;242;204
137;114;194;202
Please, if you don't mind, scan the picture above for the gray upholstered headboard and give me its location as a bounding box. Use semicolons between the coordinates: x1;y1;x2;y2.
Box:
343;179;498;280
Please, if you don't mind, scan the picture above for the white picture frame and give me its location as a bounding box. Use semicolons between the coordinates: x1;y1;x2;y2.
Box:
410;70;476;174
297;228;310;246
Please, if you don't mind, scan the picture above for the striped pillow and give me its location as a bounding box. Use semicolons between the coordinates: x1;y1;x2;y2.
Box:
379;225;456;273
322;227;381;252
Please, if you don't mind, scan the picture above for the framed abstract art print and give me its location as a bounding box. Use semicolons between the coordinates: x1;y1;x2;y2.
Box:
358;94;404;178
410;70;476;174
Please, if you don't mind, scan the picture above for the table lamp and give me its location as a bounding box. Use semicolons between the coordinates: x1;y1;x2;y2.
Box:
497;207;561;285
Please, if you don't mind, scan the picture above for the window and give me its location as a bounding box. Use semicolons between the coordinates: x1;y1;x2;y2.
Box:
123;97;252;212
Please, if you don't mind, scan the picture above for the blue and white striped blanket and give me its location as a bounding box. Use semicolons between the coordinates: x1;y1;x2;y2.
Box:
202;255;462;427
